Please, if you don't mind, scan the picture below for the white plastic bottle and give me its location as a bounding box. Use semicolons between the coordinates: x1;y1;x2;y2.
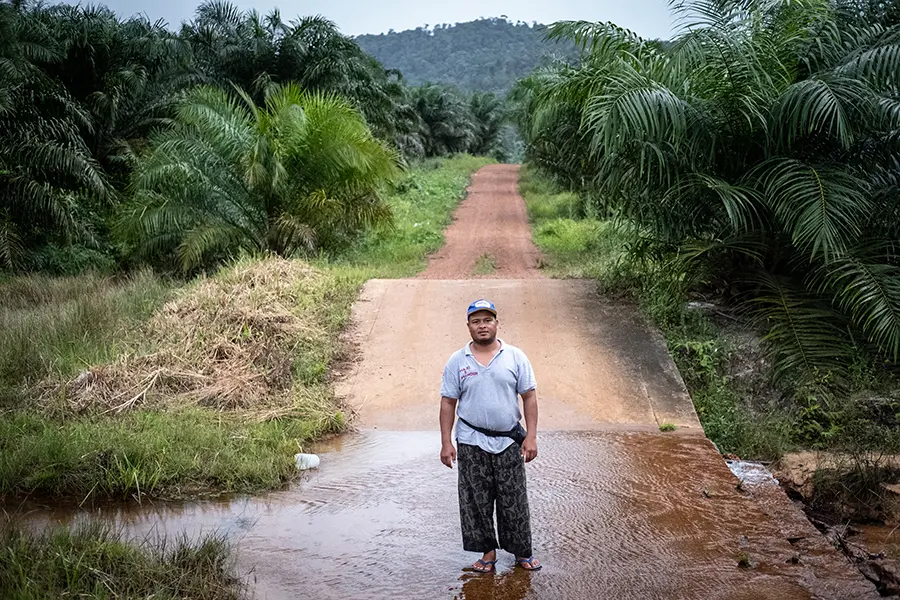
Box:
294;453;320;470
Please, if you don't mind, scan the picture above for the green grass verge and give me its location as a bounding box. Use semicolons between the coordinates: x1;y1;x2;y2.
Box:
0;520;245;600
520;166;793;460
0;408;340;501
0;155;490;501
325;155;494;279
519;171;634;282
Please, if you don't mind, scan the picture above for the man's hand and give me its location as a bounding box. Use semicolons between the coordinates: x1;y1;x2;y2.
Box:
521;433;538;463
441;441;457;468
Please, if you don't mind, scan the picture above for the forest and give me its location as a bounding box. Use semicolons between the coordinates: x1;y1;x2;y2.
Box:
356;18;580;95
0;0;509;275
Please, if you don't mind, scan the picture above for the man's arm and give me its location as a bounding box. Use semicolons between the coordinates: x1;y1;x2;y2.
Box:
521;388;538;462
440;396;458;468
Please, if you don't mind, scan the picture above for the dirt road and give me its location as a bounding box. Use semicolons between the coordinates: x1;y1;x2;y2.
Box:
342;164;699;431
326;164;877;599
339;278;699;431
29;165;879;599
417;164;541;279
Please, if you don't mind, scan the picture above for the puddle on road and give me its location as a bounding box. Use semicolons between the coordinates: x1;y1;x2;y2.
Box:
9;431;877;599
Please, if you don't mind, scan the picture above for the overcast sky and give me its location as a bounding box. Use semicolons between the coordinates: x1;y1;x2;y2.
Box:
84;0;677;39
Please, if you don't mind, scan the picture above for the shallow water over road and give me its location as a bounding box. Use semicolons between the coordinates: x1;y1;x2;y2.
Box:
20;430;876;599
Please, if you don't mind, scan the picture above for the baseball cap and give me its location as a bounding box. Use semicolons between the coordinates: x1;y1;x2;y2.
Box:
467;299;497;318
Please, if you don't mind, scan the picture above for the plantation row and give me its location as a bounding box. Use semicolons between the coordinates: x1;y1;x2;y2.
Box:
515;0;900;389
0;0;509;274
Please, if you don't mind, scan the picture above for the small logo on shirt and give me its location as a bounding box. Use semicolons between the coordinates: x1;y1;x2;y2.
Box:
459;366;479;379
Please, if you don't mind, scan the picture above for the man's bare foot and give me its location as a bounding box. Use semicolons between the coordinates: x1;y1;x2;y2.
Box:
516;556;542;571
472;550;497;573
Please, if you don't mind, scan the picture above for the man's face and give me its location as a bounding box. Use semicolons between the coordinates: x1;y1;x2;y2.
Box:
467;310;498;345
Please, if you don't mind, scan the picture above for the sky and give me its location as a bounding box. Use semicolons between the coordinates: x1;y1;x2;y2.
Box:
83;0;677;39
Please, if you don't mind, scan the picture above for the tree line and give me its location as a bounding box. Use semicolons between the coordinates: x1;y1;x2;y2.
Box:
356;18;580;95
0;0;508;274
513;0;900;385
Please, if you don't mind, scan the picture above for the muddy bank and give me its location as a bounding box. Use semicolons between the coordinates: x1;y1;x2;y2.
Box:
772;452;900;595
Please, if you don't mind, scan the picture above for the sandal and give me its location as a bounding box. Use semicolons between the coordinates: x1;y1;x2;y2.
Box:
516;556;542;571
471;558;497;573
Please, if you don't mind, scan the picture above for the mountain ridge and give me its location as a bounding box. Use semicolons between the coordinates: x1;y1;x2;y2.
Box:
356;17;579;95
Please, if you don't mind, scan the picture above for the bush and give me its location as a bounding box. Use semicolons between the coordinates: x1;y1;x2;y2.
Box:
32;244;117;276
809;419;900;521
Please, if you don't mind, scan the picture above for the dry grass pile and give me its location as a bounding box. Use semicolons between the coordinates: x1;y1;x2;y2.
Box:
44;257;339;417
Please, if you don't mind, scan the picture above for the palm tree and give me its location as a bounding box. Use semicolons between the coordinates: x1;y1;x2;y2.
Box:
0;2;110;270
181;1;406;144
34;4;196;184
509;63;594;189
410;84;476;157
384;74;426;159
468;91;505;156
523;0;900;382
856;0;900;27
120;82;401;271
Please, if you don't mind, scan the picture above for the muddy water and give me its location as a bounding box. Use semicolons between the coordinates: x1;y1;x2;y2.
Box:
857;524;900;560
17;431;876;599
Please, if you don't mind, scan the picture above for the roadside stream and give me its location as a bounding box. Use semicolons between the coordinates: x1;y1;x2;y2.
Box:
12;430;879;599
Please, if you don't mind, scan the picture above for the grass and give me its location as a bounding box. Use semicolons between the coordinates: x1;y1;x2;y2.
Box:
520;170;637;283
0;270;171;406
0;408;339;501
327;155;494;279
0;258;350;500
520;165;794;461
0;155;490;502
668;332;794;460
658;423;676;432
473;253;496;275
0;520;245;599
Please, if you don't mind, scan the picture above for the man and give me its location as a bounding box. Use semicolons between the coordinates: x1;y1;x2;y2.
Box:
439;298;542;573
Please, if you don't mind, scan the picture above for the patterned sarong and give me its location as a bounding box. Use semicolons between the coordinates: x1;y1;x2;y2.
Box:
457;442;533;557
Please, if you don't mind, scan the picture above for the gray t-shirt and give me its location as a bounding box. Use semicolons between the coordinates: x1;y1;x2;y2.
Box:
440;339;537;454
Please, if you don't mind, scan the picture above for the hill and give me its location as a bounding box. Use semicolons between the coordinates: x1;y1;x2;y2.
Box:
355;18;579;95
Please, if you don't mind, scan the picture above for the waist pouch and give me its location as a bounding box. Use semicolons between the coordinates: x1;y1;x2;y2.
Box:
457;416;527;445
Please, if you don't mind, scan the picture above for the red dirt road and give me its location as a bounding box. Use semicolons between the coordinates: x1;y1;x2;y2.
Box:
418;164;542;279
332;164;878;599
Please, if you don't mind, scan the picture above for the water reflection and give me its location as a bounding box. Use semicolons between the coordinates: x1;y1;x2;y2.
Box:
456;569;533;600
